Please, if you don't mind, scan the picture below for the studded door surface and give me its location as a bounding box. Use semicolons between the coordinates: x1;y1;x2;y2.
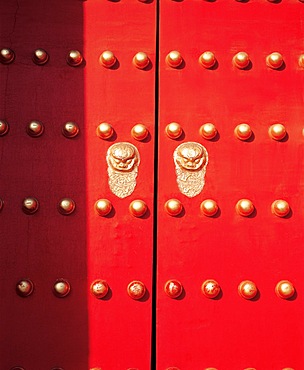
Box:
1;1;304;370
157;1;304;370
0;1;155;369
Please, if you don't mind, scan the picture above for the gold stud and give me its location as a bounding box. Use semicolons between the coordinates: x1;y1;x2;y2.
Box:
234;123;252;141
199;123;217;140
268;123;286;141
166;51;183;68
32;48;49;65
90;279;109;299
266;52;283;69
95;199;112;216
199;51;216;69
133;52;150;69
164;279;183;299
66;50;83;67
62;122;79;138
233;52;250;69
165;122;183;139
238;280;258;300
0;48;15;64
236;199;255;217
96;122;114;140
26;120;44;137
58;198;76;215
271;200;290;218
0;119;9;136
131;124;149;141
127;280;146;300
22;197;39;215
200;199;219;217
165;199;183;216
53;279;71;298
16;279;34;297
129;200;148;218
201;279;221;299
298;54;304;68
275;280;295;299
99;50;116;68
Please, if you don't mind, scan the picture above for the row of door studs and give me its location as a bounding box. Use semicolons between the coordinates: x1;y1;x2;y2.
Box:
0;121;300;142
2;48;304;71
15;279;296;300
0;198;295;218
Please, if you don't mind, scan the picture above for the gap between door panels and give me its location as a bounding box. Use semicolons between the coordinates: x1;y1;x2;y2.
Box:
151;0;160;368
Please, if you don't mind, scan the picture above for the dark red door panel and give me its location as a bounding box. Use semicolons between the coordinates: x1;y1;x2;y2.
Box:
0;1;156;369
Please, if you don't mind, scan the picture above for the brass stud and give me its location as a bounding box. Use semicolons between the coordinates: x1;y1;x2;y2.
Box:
165;122;183;139
0;48;15;64
200;199;218;217
166;51;183;68
32;48;49;65
96;122;114;139
22;197;39;215
26;120;44;137
298;54;304;68
16;279;34;297
99;50;116;68
271;200;290;218
127;280;146;300
165;199;183;216
238;280;258;300
95;199;112;216
53;279;71;298
58;198;76;215
199;51;216;69
234;123;252;141
0;119;9;136
199;123;217;140
201;279;221;299
275;280;295;299
62;122;79;138
67;50;83;67
129;200;147;218
164;279;183;299
131;124;149;141
233;52;250;69
268;123;286;141
90;279;109;299
133;52;150;69
236;199;255;217
266;52;283;69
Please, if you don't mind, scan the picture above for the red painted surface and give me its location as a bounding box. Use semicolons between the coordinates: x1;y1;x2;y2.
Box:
157;1;304;369
0;1;155;369
1;0;304;369
83;0;156;368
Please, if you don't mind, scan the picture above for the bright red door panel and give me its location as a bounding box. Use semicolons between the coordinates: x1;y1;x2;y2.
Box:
157;1;304;369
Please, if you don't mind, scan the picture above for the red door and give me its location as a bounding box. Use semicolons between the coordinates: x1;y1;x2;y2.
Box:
1;1;304;369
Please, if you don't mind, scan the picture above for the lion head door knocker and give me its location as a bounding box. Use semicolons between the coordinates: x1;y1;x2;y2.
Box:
106;142;140;198
174;142;208;198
